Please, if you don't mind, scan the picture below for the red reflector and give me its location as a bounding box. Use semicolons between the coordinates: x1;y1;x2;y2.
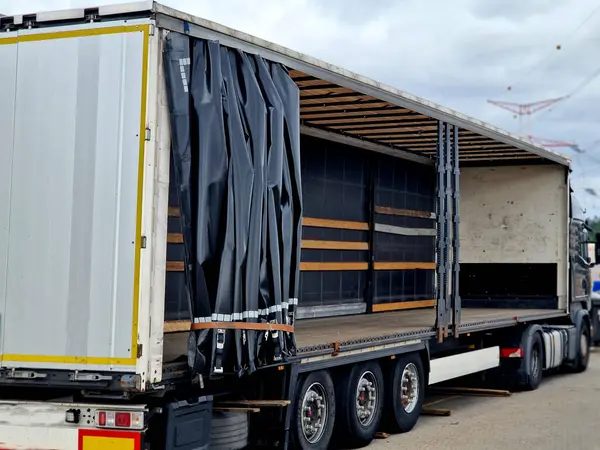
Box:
97;411;107;426
500;347;523;358
115;412;131;428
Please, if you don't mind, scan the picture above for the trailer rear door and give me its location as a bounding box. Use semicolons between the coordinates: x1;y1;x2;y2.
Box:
0;20;151;372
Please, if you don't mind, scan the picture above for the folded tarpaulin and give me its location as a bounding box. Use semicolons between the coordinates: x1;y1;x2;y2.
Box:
163;32;302;376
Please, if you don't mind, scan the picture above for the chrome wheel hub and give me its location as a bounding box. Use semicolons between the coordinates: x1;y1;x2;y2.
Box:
301;382;327;444
355;371;378;426
400;363;419;413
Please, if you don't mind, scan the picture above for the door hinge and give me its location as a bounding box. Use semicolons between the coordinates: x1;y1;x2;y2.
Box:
141;235;147;249
149;24;156;36
145;127;152;141
137;344;143;359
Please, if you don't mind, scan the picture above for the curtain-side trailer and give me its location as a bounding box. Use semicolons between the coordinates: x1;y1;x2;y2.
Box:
0;2;596;449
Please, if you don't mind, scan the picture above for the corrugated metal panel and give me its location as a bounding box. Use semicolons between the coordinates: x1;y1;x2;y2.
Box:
0;22;150;370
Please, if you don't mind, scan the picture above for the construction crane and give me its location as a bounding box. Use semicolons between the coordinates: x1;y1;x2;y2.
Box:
487;97;566;135
527;135;583;153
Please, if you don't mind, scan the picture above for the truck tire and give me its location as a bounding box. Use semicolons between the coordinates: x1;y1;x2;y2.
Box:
520;331;543;391
334;361;384;448
291;370;336;450
383;353;424;433
573;320;591;373
209;411;249;450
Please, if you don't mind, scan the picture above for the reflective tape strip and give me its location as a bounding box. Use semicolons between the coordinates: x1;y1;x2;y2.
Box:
374;223;437;237
192;298;298;324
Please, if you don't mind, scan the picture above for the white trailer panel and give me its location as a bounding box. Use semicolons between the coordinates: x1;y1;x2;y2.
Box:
0;32;18;366
0;21;152;371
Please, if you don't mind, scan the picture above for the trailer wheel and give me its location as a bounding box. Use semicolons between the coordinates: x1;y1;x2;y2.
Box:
573;320;591;373
334;361;384;448
521;331;543;391
383;353;424;433
209;411;249;450
291;370;336;450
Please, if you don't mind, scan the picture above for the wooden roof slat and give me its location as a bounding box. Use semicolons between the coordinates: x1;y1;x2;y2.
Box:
298;83;343;91
301;107;414;119
301;98;382;107
395;143;515;150
302;114;431;125
300;91;372;101
301;102;398;113
371;136;496;144
300;87;356;96
461;155;541;162
423;150;527;157
324;120;442;130
289;69;560;165
341;127;439;136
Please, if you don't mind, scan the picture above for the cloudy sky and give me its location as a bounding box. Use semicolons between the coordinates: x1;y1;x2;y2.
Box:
2;0;600;214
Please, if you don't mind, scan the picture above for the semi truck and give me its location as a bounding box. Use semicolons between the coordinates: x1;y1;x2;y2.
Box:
0;2;597;449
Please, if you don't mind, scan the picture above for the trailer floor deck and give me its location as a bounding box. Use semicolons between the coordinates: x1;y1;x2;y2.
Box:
295;307;566;355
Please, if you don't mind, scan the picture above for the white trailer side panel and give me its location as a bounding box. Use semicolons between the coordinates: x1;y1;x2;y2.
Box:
0;20;152;371
0;33;18;364
460;164;569;305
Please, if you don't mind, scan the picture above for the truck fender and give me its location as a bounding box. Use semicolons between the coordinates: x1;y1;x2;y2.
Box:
569;308;590;361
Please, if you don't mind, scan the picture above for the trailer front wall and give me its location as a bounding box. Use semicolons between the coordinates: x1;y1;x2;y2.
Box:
459;164;569;308
0;21;151;370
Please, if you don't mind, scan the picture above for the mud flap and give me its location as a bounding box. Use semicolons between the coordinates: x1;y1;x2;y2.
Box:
164;396;213;450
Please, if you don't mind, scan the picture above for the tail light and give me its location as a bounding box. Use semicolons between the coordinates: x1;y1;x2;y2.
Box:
94;410;144;430
500;347;523;358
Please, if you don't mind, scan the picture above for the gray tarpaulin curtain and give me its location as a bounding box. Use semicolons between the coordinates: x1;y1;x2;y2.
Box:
163;31;302;377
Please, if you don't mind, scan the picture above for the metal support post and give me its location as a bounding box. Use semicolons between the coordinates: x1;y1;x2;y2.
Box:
444;123;452;334
451;125;461;335
366;159;377;313
435;121;449;341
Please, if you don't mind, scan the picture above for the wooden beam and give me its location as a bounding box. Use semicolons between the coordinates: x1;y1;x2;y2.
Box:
429;387;512;397
421;408;452;416
374;206;435;220
301;109;415;120
302;217;369;231
300;262;369;271
304;115;434;126
168;233;183;244
301;240;369;251
301;101;393;112
372;299;435;312
329;121;460;131
373;262;436;270
167;261;185;272
164;320;192;333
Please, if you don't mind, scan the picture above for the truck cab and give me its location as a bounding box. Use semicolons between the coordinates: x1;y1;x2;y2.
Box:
570;195;593;312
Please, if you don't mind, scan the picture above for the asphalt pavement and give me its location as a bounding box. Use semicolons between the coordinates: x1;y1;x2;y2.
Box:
373;348;600;450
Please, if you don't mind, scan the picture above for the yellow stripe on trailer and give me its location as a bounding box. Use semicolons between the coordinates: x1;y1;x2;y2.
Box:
79;429;141;450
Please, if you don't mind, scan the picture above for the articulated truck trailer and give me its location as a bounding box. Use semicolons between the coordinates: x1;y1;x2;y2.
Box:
0;2;597;449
